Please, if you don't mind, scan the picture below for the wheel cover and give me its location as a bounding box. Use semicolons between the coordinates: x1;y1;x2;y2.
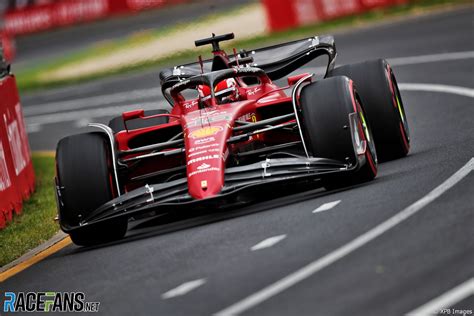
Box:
389;68;411;142
356;95;377;164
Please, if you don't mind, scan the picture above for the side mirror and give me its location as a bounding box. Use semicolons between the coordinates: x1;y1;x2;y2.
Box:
122;109;144;122
287;73;312;86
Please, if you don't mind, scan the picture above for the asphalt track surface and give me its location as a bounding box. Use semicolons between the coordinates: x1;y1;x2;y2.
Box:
2;7;474;316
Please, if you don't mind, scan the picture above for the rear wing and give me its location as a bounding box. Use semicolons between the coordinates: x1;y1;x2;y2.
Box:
159;35;337;102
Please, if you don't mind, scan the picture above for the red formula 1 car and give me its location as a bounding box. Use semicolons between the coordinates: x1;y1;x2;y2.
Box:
55;33;410;246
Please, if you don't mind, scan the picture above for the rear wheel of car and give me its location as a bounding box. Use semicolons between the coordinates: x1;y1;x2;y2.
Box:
299;76;377;189
329;59;410;161
56;132;127;246
108;109;170;133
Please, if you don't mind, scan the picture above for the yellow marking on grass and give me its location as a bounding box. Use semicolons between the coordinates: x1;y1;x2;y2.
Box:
0;237;71;282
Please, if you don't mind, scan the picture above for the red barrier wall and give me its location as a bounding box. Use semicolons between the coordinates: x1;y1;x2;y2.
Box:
263;0;408;32
3;0;188;36
0;75;35;229
0;33;15;63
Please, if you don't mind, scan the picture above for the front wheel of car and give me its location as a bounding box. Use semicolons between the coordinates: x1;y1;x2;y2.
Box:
329;59;410;161
299;76;377;189
56;132;127;246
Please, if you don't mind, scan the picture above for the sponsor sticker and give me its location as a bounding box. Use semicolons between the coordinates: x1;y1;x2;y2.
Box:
185;112;230;129
187;155;220;166
194;137;215;145
189;150;208;158
247;87;261;96
189;126;223;139
189;143;219;153
183;100;198;109
197;163;211;170
189;167;220;178
237;112;257;123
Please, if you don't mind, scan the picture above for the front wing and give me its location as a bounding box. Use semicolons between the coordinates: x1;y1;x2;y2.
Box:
58;156;364;233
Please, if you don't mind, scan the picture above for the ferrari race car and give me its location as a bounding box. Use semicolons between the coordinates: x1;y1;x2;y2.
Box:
55;33;410;246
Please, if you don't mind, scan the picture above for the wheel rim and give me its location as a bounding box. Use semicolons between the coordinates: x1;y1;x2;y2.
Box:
356;94;377;165
389;68;410;142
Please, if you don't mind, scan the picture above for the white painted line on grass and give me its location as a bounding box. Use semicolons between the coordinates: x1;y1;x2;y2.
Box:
215;158;474;316
251;235;287;251
407;278;474;316
388;51;474;67
313;200;341;213
399;83;474;99
161;279;207;299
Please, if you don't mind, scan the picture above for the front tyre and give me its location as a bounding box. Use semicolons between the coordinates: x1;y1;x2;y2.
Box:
56;132;127;246
299;76;377;188
329;59;410;161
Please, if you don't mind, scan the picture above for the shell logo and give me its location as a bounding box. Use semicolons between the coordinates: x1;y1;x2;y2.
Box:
189;126;223;139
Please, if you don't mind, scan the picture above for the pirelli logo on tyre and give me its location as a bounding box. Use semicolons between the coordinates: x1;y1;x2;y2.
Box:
189;126;223;139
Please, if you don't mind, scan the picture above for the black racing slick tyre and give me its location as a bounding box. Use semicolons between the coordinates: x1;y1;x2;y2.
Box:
108;109;169;133
329;59;410;161
56;132;127;246
299;76;377;188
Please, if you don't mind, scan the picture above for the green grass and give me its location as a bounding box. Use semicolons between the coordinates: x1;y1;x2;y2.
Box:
14;0;469;93
0;154;58;267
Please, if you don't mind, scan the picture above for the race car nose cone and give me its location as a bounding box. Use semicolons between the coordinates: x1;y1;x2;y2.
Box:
183;109;230;200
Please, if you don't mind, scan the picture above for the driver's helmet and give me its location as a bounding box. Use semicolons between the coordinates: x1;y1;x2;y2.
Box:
198;78;239;105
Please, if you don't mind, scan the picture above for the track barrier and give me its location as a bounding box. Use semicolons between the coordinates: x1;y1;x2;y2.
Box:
2;0;188;36
0;69;35;229
262;0;409;32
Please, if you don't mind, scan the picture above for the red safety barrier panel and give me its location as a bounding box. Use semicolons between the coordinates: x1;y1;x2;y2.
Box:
3;0;189;36
0;33;15;63
0;75;35;229
263;0;409;32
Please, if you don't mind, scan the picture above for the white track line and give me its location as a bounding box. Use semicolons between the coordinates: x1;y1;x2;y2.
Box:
25;102;168;126
407;278;474;316
305;51;474;74
399;83;474;98
215;158;474;316
313;200;341;213
23;88;161;116
22;51;474;129
24;82;473;129
23;51;474;117
26;123;42;134
161;279;207;299
251;235;287;251
388;51;474;67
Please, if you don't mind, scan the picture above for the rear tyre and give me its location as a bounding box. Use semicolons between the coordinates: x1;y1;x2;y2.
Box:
329;59;410;161
299;76;377;189
108;109;169;133
56;132;127;246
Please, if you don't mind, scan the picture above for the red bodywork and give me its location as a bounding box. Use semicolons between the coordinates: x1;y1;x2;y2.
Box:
114;73;303;200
